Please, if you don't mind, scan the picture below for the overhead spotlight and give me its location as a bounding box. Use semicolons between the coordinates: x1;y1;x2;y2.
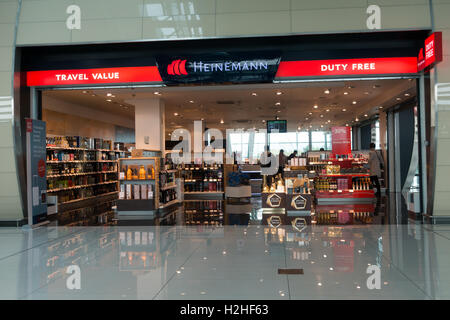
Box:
189;100;194;103
313;105;318;109
107;93;113;97
355;118;359;122
396;97;401;101
275;102;281;106
364;114;368;117
324;89;330;94
326;109;330;112
343;92;349;95
342;108;347;112
404;93;410;97
320;114;324;118
220;119;224;124
321;125;324;128
309;112;313;115
305;117;309;120
327;120;331;123
153;91;161;95
106;99;112;102
379;106;383;109
276;92;282;95
352;101;357;104
174;112;179;116
252;92;257;96
262;120;266;123
297;126;301;130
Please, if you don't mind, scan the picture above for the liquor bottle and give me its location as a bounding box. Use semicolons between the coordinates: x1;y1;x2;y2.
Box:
139;165;146;180
126;166;132;180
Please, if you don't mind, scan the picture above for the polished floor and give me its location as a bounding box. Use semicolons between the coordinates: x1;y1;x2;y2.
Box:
0;222;449;300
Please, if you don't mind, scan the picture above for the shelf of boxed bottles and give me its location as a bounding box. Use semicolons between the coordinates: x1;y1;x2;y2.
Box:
47;146;130;153
47;171;117;178
47;160;118;164
47;180;118;193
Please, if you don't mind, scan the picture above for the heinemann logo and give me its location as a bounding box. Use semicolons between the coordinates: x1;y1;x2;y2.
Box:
167;59;188;75
167;59;269;76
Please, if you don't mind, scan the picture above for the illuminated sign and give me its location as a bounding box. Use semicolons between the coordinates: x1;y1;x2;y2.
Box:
418;32;443;71
156;52;281;85
291;195;307;210
26;66;162;86
267;194;282;208
275;57;418;78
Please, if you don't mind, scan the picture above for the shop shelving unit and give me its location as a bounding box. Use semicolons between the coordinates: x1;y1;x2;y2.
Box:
117;157;159;214
46;143;131;224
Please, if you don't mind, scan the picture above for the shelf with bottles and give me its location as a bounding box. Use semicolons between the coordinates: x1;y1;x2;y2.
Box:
179;162;224;193
117;157;159;211
52;185;119;205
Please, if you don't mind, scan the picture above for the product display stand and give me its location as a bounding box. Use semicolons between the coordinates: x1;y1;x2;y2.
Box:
117;157;159;216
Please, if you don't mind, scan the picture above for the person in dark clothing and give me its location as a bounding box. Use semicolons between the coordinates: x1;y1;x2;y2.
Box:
288;150;298;161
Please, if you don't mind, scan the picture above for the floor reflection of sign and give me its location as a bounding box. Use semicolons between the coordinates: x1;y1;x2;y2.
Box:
292;218;307;232
291;195;307;210
267;194;282;207
268;216;282;228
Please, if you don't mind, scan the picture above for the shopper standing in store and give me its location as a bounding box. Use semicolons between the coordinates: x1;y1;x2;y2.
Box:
288;150;298;161
368;143;383;197
278;149;288;176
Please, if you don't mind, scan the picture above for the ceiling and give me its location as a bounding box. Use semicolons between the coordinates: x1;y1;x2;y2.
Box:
43;78;417;137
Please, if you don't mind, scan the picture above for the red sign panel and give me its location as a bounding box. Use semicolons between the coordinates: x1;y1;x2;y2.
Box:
275;57;417;78
27;66;163;86
26;119;33;132
418;32;443;71
331;126;351;155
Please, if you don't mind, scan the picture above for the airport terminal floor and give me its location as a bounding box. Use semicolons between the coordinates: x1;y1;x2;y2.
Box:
1;194;449;300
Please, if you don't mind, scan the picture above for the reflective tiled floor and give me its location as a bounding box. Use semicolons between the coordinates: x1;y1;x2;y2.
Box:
0;222;449;300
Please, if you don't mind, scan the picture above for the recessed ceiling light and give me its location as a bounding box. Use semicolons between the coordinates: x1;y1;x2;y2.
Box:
154;91;161;95
321;125;324;128
107;93;112;97
297;126;301;130
324;89;330;94
262;120;266;123
342;108;347;112
344;92;349;95
355;118;359;122
320;114;324;118
309;125;312;128
379;106;383;109
277;110;281;113
201;118;204;121
82;90;88;94
174;112;179;116
305;117;309;120
346;124;349;126
404;93;410;97
252;92;257;96
348;85;354;89
313;105;318;109
276;91;282;95
364;114;368;117
352;101;357;104
275;102;281;106
168;133;171;136
309;112;313;115
396;97;401;101
220;119;224;124
106;99;112;102
327;120;331;123
326;109;330;112
189;100;194;103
